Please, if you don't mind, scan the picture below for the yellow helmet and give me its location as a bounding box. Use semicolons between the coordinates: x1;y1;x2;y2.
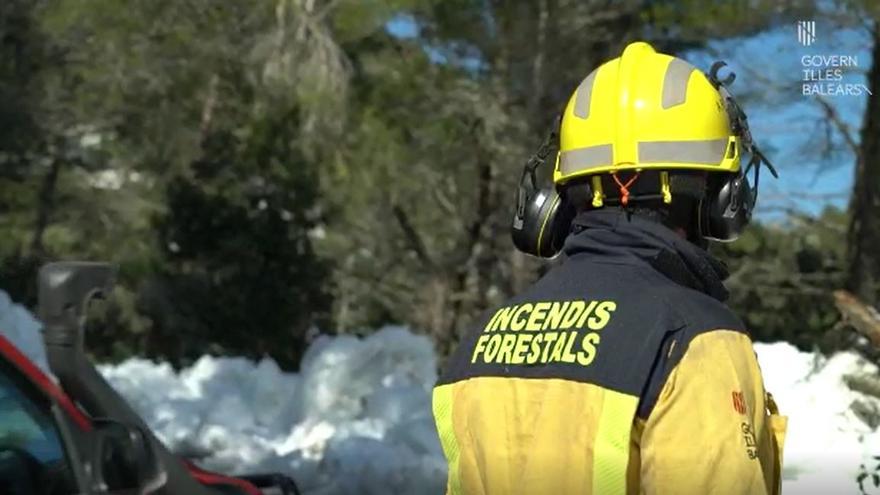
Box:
511;41;777;258
555;41;739;186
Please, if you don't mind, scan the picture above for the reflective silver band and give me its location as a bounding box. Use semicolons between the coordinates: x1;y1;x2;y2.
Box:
559;144;613;175
573;69;598;119
560;139;729;176
662;59;695;109
638;138;728;164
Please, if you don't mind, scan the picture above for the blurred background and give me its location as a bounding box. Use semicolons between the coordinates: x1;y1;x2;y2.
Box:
0;0;878;370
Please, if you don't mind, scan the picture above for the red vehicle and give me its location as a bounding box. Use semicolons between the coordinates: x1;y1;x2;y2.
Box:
0;262;300;495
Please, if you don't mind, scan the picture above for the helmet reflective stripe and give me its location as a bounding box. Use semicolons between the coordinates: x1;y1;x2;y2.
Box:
638;138;731;164
573;69;599;119
661;59;696;109
559;138;731;176
559;144;613;175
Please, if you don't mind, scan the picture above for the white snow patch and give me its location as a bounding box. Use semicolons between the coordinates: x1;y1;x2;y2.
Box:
89;169;124;190
98;327;447;495
755;342;880;494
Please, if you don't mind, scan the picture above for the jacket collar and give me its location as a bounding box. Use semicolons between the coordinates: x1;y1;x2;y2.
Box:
562;209;730;302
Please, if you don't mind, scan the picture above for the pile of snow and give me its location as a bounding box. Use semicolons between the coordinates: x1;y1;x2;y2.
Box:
98;328;447;495
755;342;880;494
2;287;880;494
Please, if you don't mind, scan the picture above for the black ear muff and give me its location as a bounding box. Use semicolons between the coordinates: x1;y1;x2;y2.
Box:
511;187;573;258
699;170;753;242
510;125;573;258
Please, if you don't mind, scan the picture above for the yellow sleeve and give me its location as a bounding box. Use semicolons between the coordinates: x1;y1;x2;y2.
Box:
639;330;785;495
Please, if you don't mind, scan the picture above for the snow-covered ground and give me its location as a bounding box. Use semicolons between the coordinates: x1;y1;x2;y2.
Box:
99;328;448;495
2;290;880;494
756;342;880;494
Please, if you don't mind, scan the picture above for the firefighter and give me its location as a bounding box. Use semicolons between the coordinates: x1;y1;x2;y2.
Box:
432;41;787;495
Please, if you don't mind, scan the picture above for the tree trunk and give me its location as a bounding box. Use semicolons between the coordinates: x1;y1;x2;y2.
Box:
29;159;62;259
447;130;493;340
847;25;880;307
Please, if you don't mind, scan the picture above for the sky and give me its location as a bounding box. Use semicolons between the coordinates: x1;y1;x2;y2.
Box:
387;15;872;221
687;20;871;220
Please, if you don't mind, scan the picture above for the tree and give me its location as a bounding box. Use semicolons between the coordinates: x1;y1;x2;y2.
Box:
144;114;330;366
23;0;428;366
29;0;352;365
848;19;880;307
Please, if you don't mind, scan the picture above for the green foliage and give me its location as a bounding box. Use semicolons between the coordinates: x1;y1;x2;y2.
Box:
716;208;849;351
0;0;350;367
143;114;331;367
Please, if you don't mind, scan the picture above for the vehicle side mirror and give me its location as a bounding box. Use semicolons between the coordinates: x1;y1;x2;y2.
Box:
90;419;166;494
39;262;116;349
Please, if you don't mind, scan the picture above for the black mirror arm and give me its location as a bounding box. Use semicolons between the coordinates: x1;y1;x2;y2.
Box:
38;262;116;349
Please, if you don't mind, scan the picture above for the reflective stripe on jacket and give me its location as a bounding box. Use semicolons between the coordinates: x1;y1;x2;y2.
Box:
433;209;786;495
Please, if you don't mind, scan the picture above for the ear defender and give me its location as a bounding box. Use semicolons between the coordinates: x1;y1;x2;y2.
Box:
511;130;574;258
699;169;754;242
511;186;574;258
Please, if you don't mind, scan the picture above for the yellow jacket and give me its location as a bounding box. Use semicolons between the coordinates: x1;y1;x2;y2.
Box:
433;210;787;495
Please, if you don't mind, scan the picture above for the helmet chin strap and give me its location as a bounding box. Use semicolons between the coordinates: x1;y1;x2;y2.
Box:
744;146;778;206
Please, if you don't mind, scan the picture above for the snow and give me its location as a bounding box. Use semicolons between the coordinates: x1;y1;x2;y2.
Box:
97;328;448;495
1;288;879;494
755;342;880;494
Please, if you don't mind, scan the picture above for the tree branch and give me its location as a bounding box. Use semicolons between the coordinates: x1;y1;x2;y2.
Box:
528;0;548;118
815;95;860;156
30;159;63;258
199;73;220;143
833;290;880;348
844;374;880;401
391;204;435;269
